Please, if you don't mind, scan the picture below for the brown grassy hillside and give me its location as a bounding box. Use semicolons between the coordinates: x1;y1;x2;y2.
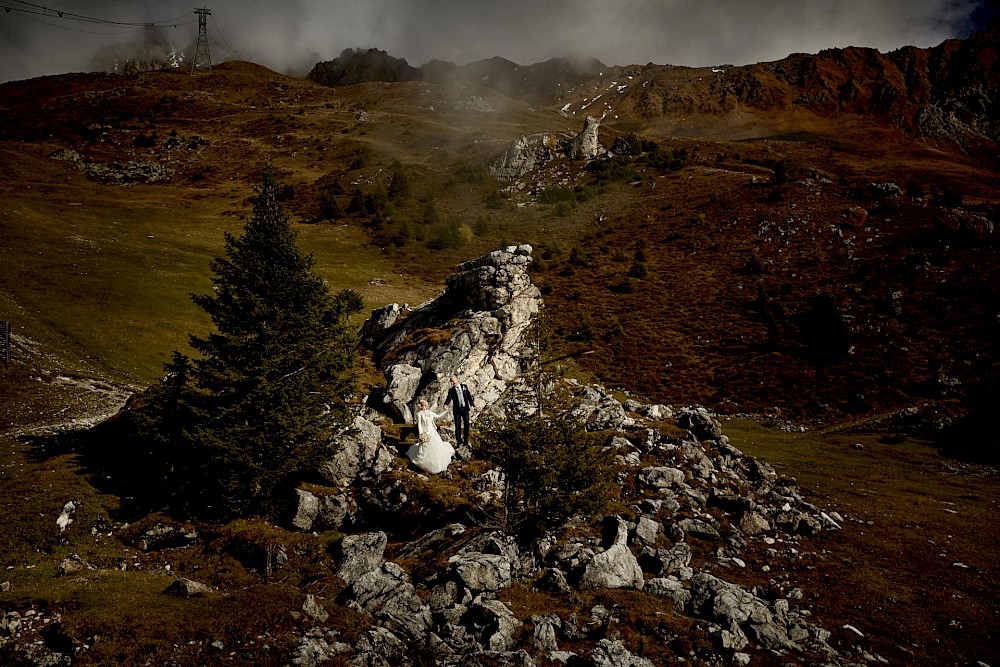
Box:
1;53;999;667
2;56;998;425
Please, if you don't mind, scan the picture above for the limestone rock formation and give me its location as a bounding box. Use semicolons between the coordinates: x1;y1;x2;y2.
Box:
274;248;869;666
489;133;562;181
489;116;605;182
360;245;541;424
569;115;605;159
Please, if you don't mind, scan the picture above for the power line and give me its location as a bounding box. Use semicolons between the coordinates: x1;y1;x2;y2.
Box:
14;12;142;35
0;1;193;29
209;12;239;58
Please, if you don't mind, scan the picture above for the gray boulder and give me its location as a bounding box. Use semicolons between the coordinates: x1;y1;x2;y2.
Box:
290;489;320;531
638;466;686;490
586;397;635;432
633;516;662;546
463;597;523;651
689;573;800;652
579;544;644;590
591;638;654;667
642;404;672;420
291;488;357;532
289;628;350;667
383;364;423;423
739;511;772;536
639;541;692;576
163;578;211;598
675;406;723;441
569;115;605;160
531;614;561;653
347;562;432;639
534;567;572;593
349;627;406;667
450;552;513;593
677;518;721;540
644;577;691;612
320;416;392;487
337;532;387;585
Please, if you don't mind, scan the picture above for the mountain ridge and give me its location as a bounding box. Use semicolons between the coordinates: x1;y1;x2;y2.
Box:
308;23;999;160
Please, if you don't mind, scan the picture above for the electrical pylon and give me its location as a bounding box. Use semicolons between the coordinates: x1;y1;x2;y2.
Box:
191;7;212;74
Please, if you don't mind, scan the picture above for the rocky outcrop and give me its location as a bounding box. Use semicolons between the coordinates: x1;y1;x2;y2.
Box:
489;115;605;182
343;561;433;640
360;245;541;424
569;115;605;159
489;133;563;181
50;148;172;185
307;48;418;87
270;246;870;666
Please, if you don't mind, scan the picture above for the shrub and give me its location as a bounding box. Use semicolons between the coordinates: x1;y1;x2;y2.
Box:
627;261;648;279
387;159;410;202
473;415;615;537
485;190;505;210
318;184;343;220
795;290;850;361
454;163;487;183
423;197;440;224
538;186;577;205
363;187;388;216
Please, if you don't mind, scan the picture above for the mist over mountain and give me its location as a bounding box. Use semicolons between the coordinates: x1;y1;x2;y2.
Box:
1;0;994;83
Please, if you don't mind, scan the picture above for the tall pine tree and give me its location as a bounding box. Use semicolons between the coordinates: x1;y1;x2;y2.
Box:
130;168;362;519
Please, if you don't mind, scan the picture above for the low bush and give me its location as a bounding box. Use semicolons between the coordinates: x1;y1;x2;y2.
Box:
473;414;616;538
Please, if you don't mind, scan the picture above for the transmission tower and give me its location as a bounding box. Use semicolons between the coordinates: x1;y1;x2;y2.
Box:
191;7;212;74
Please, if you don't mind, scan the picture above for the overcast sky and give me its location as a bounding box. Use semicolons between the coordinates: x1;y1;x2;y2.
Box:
0;0;995;83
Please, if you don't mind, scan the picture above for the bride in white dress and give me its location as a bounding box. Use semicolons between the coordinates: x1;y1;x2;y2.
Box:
406;399;455;474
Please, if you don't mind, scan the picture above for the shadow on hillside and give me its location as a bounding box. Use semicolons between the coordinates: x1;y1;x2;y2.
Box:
23;415;180;522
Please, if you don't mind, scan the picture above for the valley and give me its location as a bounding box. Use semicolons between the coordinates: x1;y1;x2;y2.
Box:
1;25;999;665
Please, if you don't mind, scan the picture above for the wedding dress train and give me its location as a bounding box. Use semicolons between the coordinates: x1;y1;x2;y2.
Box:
406;407;455;474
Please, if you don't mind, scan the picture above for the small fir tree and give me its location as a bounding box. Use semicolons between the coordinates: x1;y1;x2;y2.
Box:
473;415;615;537
131;168;362;519
473;313;615;537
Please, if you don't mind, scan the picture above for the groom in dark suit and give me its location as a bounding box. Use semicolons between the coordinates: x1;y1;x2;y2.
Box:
444;374;474;447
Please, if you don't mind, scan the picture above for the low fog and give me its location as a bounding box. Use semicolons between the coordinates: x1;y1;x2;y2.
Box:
0;0;994;83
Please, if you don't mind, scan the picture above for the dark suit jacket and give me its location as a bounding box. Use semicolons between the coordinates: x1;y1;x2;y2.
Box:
445;384;474;413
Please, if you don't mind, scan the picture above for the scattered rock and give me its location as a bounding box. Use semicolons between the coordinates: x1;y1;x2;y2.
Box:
301;594;329;623
163;578;212;597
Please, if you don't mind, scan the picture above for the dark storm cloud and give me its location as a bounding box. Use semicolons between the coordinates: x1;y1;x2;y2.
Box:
0;0;990;83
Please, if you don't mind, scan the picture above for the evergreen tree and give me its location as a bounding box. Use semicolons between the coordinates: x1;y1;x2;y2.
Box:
130;168;362;519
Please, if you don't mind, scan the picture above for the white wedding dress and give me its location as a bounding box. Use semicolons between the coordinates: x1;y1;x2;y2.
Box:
406;407;455;474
